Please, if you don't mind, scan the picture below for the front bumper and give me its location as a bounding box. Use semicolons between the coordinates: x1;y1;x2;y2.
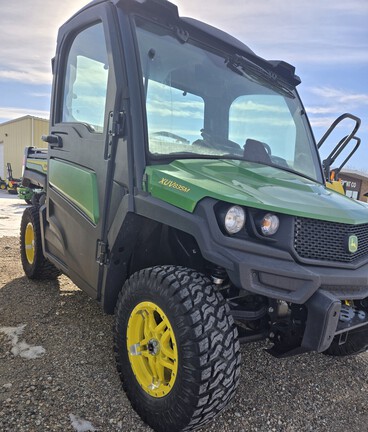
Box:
135;195;368;353
302;290;368;353
190;200;368;304
266;289;368;356
194;200;368;353
219;225;368;353
228;251;368;304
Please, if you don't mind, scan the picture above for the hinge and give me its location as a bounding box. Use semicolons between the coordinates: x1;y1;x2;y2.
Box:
108;111;126;138
169;25;189;43
96;240;109;266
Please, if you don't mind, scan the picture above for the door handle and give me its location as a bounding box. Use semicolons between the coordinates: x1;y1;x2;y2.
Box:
42;134;63;148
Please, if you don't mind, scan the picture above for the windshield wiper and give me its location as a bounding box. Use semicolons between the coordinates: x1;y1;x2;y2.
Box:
226;54;295;99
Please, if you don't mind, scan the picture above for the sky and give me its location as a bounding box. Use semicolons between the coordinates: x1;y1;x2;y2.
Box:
0;0;367;170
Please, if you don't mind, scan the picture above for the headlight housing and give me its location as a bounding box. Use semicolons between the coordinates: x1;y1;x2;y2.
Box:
224;206;246;234
259;213;279;236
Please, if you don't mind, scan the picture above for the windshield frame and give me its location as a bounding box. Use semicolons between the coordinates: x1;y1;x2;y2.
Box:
131;15;325;184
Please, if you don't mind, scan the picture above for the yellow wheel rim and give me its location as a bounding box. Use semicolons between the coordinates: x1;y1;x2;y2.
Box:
127;301;178;398
25;222;35;264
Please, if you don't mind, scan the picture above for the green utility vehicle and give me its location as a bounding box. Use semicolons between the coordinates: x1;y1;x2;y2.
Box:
19;147;48;204
20;1;368;431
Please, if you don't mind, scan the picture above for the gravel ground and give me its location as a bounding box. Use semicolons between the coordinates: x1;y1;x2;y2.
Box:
1;235;368;431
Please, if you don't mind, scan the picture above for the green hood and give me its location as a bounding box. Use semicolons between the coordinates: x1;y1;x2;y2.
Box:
145;159;368;225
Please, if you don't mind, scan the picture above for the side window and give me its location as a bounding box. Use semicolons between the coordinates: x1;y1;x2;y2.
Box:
146;81;204;154
62;22;109;132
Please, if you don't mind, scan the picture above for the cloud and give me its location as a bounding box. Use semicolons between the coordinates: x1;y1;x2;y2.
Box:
29;92;51;98
1;0;366;85
305;87;368;127
306;106;341;115
310;87;368;106
231;100;289;114
1;0;366;89
174;0;368;65
308;116;340;129
0;0;87;85
0;107;49;121
0;70;51;85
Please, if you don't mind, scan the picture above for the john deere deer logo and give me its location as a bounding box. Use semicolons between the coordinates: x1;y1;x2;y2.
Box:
348;235;358;254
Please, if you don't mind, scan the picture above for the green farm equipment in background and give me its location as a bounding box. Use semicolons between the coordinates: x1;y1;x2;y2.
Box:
6;163;21;195
18;185;43;205
0;177;7;190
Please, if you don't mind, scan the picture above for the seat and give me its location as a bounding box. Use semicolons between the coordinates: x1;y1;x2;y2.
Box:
243;138;272;165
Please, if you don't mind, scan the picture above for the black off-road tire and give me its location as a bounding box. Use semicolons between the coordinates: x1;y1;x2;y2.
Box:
323;327;368;357
20;206;60;280
114;266;241;432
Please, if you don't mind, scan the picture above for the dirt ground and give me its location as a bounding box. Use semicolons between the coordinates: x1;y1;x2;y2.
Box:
1;195;368;431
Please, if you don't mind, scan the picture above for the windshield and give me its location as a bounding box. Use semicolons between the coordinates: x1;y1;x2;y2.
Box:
134;19;322;182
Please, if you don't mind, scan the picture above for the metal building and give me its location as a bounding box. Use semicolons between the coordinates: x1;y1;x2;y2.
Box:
339;169;368;202
0;115;49;180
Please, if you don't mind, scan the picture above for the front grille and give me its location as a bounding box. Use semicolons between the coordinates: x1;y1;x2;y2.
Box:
294;217;368;264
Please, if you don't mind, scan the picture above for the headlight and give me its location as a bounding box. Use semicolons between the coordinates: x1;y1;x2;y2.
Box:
224;206;245;234
259;213;279;236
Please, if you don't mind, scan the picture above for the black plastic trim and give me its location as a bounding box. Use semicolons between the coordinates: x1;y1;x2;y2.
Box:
302;290;341;352
132;194;368;305
22;169;46;189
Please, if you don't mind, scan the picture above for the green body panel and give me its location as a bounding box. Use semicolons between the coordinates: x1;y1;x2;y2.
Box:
145;159;368;225
49;159;100;224
26;158;48;174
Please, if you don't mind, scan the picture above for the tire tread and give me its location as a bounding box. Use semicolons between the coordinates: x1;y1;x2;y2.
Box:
20;206;60;280
113;265;241;432
324;327;368;357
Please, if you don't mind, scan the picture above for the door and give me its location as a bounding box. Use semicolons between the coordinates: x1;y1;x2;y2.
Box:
44;4;122;297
